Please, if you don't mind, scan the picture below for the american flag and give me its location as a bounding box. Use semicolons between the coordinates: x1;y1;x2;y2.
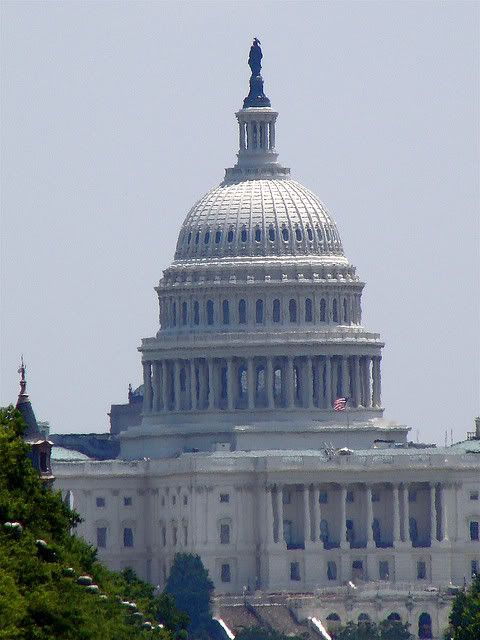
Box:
333;397;348;411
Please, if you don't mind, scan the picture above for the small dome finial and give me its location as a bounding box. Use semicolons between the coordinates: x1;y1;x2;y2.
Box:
243;38;271;108
18;355;27;396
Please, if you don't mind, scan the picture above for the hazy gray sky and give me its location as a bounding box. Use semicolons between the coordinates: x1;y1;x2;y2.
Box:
1;1;479;444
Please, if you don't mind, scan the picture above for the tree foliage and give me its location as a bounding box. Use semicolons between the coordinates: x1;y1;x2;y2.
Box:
336;619;413;640
445;576;480;640
0;406;187;640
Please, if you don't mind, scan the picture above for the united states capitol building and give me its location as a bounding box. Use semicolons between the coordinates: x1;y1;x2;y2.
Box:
53;42;480;639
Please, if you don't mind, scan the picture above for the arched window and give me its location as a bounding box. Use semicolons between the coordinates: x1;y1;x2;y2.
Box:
256;299;264;324
215;230;222;243
187;231;192;245
255;227;261;242
346;519;355;544
332;299;338;322
295;227;302;241
289;299;297;322
206;300;214;326
219;520;231;544
195;231;200;245
418;613;432;639
320;298;326;322
222;300;230;325
358;614;370;623
409;517;418;544
282;227;289;242
204;230;210;244
343;298;348;323
227;229;234;243
238;299;247;324
387;613;401;621
269;227;275;241
320;519;329;546
317;226;323;242
307;227;313;241
305;298;313;322
193;301;199;325
172;302;177;326
241;226;247;242
182;301;188;325
273;299;281;323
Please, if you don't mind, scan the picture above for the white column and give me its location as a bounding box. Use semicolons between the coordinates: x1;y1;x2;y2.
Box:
339;486;347;548
174;360;181;411
366;485;374;547
372;356;382;407
143;361;153;413
403;483;410;543
306;357;314;408
341;356;349;399
275;485;284;544
207;359;215;410
313;486;321;542
393;484;401;545
266;486;274;544
286;356;294;408
227;358;235;411
266;357;274;409
152;362;161;412
363;356;372;408
354;356;361;407
190;360;197;410
325;356;332;409
440;484;449;542
199;360;206;409
430;483;438;545
247;358;255;410
303;484;311;543
162;361;169;410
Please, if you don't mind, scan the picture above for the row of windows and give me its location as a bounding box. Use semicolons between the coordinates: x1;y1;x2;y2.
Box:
96;496;132;508
97;526;134;549
182;223;340;248
96;492;230;509
164;295;356;328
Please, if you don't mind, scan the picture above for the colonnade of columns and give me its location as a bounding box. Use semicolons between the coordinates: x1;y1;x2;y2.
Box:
264;482;450;549
142;354;382;413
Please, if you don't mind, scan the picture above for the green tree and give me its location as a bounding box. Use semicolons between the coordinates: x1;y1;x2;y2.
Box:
165;553;215;638
445;576;480;640
235;627;307;640
0;406;185;640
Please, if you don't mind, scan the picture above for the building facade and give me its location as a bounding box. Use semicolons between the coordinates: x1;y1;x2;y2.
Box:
53;42;480;639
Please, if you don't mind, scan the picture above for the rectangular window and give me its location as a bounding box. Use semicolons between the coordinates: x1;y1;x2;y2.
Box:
123;527;134;548
96;497;105;508
346;491;354;503
290;562;300;581
123;496;132;507
96;527;107;548
220;524;230;544
379;561;389;580
372;491;380;503
470;491;479;501
282;491;291;505
471;560;479;577
470;521;479;541
221;563;231;583
172;495;176;506
319;492;328;504
327;561;337;581
220;493;230;503
183;495;188;506
417;561;426;580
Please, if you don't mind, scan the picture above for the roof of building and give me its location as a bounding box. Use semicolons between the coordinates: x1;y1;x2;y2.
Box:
51;446;92;462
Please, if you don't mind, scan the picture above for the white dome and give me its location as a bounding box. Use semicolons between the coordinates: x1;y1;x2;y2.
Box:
174;179;344;261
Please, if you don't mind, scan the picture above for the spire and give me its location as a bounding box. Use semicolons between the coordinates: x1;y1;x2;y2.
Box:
15;357;40;438
223;39;290;182
243;38;271;108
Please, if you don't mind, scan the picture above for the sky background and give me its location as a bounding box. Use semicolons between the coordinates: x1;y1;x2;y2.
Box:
1;1;479;444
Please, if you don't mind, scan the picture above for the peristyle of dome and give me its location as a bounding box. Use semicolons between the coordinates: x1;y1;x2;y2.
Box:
121;42;393;460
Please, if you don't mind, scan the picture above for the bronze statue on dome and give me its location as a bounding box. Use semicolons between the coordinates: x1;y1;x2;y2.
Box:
248;38;263;77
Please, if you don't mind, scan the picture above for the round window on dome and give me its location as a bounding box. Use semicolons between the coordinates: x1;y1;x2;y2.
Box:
268;227;275;242
295;228;302;242
282;227;289;242
241;227;248;243
227;229;234;243
204;230;210;244
255;227;261;242
215;230;222;244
